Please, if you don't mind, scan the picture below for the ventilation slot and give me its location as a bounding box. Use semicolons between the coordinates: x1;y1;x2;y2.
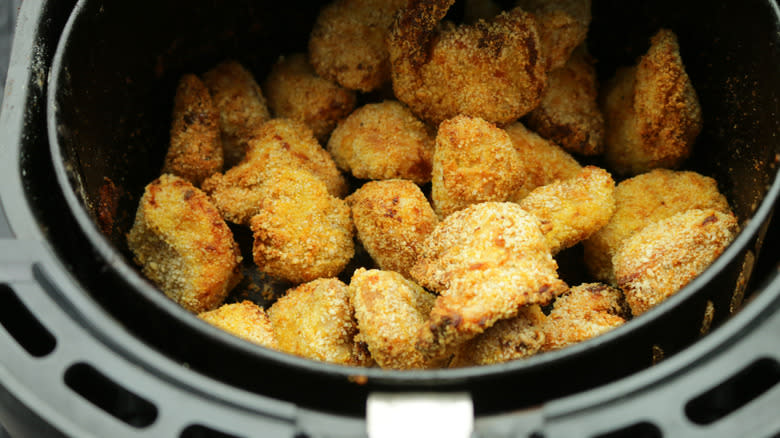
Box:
64;362;157;428
180;425;243;438
592;422;661;438
685;358;780;425
0;284;56;357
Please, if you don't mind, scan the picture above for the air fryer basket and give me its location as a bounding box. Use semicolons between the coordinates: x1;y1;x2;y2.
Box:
1;0;779;437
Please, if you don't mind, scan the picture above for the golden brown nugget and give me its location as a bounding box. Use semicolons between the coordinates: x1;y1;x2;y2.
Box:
525;47;605;156
198;301;276;348
163;74;223;186
432;116;523;218
268;278;372;366
309;0;407;92
615;209;738;317
202;60;270;168
541;283;627;351
250;166;354;283
388;0;546;125
127;174;242;313
519;166;615;254
515;0;592;71
327;101;435;183
449;305;546;367
583;169;731;283
349;269;441;369
200;160;268;225
347;180;438;279
410;202;567;359
264;53;356;142
504;122;583;201
602;29;702;175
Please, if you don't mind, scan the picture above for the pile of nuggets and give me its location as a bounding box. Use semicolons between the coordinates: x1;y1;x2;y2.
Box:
127;0;739;369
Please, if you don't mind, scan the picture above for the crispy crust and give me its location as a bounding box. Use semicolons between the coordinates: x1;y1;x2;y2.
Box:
411;202;567;359
602;29;703;175
308;0;407;92
163;74;223;186
127;174;242;313
202;60;270;167
249;166;354;283
268;278;372;365
198;301;277;348
349;269;440;369
519;166;615;254
347;180;438;279
327;101;435;183
432;115;523;218
388;0;546;125
582;169;731;284
264;53;356;142
516;0;591;71
525;47;604;155
615;209;738;316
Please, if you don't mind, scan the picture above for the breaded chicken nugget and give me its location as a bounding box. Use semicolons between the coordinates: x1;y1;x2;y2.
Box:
309;0;407;92
327;101;435;183
432;115;523;218
198;301;276;348
349;269;441;369
525;47;605;156
250;166;354;283
264;53;357;142
449;304;546;367
602;29;702;175
541;283;627;351
515;0;591;71
615;209;738;316
163;74;223;186
519;166;615;254
583;169;732;284
127;174;242;313
268;278;372;365
504;122;582;201
388;0;546;125
200;159;268;225
202;60;270;168
411;202;567;359
347;180;438;279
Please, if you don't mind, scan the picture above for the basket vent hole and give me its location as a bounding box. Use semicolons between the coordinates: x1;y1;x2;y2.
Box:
180;425;243;438
685;357;780;425
64;362;157;428
591;422;661;438
0;283;56;357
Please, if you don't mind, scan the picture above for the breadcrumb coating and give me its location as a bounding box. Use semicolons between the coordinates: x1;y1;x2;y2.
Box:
388;0;546;125
327;101;434;183
541;283;627;351
202;60;270;167
504;122;582;201
602;29;702;175
615;209;738;316
450;304;546;367
250;166;354;283
309;0;407;92
198;301;276;348
162;74;223;186
525;47;605;156
432;115;523;218
516;0;592;71
127;174;242;313
411;202;567;359
583;169;732;283
268;278;372;365
349;269;440;369
264;53;356;142
347;180;438;279
519;166;615;254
